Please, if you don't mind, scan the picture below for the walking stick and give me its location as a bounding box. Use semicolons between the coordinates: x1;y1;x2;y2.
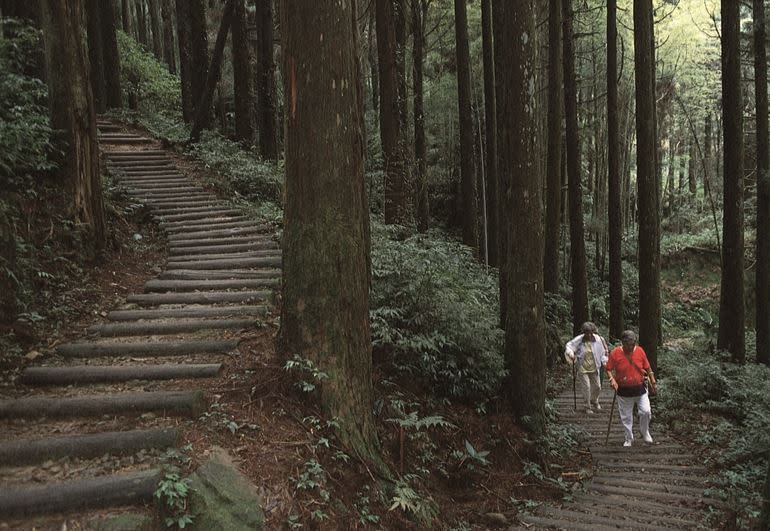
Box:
605;390;617;445
572;361;577;412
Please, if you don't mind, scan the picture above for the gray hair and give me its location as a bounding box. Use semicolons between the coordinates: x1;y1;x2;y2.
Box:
621;330;637;343
581;322;598;334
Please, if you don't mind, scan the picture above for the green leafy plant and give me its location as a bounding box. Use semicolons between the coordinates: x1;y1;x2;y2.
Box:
285;355;329;394
155;468;194;529
388;478;438;526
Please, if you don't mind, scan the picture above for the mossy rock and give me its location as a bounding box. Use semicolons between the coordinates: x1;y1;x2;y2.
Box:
88;512;155;531
187;446;264;531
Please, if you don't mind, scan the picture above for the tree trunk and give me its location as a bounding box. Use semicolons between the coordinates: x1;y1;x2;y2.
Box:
0;209;16;324
704;112;712;200
544;0;561;293
161;0;176;73
561;0;589;334
175;0;193;121
634;0;660;371
718;0;745;362
607;0;623;340
232;0;254;145
368;7;379;114
147;0;162;59
136;0;148;46
121;0;132;36
762;452;770;530
494;0;545;436
454;0;478;253
279;0;381;463
413;0;428;231
376;0;411;224
255;0;278;159
189;0;209;125
85;0;106;113
189;0;234;143
688;138;697;197
101;0;122;109
481;0;498;266
41;0;106;249
394;0;407;124
755;0;770;366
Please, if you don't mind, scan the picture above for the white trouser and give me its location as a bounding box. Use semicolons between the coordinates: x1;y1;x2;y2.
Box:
616;392;651;442
579;370;601;409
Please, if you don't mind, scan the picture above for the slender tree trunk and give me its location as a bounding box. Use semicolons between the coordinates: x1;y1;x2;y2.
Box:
232;0;254;145
413;0;428;231
376;0;411;224
561;0;589;334
544;0;562;293
718;0;745;362
705;112;712;201
189;0;209;124
255;0;278;159
607;0;623;339
175;0;193;121
102;0;122;109
492;2;508;325
121;0;132;35
86;0;106;113
190;0;234;143
755;0;770;366
481;0;497;266
41;0;106;249
394;0;407;124
495;0;545;435
762;453;770;530
688;138;697;197
147;0;162;60
634;0;660;371
136;0;148;46
368;7;379;114
454;0;478;252
279;0;381;463
161;0;176;73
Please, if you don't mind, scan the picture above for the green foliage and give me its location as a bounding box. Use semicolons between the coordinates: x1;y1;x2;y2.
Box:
284;355;329;394
388;478;438;526
155;468;195;529
370;224;505;401
116;30;181;113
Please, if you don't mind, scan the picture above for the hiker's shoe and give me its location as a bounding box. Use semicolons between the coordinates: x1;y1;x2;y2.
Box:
623;439;632;447
585;408;594;415
592;403;602;411
642;432;653;444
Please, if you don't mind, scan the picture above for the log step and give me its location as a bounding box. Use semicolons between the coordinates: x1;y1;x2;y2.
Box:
152;204;232;216
99;136;152;144
155;209;242;222
163;218;253;232
534;506;670;531
169;236;276;249
108;305;269;321
57;339;238;358
0;428;179;466
168;250;281;262
0;469;161;518
165;257;282;270
166;226;272;241
21;364;222;384
90;316;257;335
160;215;249;228
518;514;617;531
168;242;280;256
107;158;170;166
0;390;206;419
159;269;280;280
103;150;166;157
126;291;270;305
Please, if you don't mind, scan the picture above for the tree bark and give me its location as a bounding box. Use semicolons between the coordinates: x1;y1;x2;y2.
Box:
762;452;770;530
394;0;407;124
121;0;132;36
232;0;254;145
41;0;106;250
704;112;712;199
718;0;745;362
481;0;497;265
161;0;176;73
135;0;148;46
688;138;697;197
376;0;411;224
85;0;106;113
755;0;770;366
561;0;589;334
101;0;122;109
454;0;478;253
607;0;623;340
368;7;379;114
189;0;234;143
495;0;546;436
255;0;278;159
544;0;561;293
175;0;193;121
189;0;209;125
413;0;428;231
0;209;16;324
279;0;381;463
147;0;163;59
634;0;660;371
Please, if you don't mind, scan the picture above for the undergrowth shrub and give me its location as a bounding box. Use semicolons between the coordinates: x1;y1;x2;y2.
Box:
116;30;180;113
370;224;505;401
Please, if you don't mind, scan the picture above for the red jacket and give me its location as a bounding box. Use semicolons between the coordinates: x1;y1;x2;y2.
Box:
606;346;650;388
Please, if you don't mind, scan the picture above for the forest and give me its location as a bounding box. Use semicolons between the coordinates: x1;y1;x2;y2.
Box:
1;0;770;529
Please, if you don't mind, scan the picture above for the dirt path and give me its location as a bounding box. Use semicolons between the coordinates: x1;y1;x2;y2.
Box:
518;383;722;530
0;122;280;526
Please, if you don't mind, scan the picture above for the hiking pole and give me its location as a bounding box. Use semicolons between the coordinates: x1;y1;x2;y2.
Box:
605;390;617;445
572;361;577;412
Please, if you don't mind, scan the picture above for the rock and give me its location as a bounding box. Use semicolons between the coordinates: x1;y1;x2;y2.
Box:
485;512;509;527
87;512;154;531
187;446;264;530
24;350;42;361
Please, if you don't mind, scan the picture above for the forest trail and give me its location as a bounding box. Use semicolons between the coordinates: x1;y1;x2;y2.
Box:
0;121;280;524
518;384;722;530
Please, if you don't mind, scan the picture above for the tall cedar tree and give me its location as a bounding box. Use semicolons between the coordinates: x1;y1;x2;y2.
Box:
494;0;546;435
279;0;380;462
755;0;770;366
232;0;254;144
190;0;234;143
492;0;507;325
763;454;770;529
607;0;623;339
394;0;407;122
101;0;122;109
413;0;429;230
175;0;193;121
189;0;209;127
544;0;562;292
136;0;148;46
561;0;589;334
481;0;497;266
376;0;411;223
454;0;478;252
368;7;379;113
161;0;176;74
718;0;745;362
85;0;106;113
634;0;660;370
41;0;106;249
148;0;163;60
121;0;131;35
255;0;278;159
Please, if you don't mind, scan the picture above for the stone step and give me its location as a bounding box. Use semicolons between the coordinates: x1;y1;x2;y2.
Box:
159;269;280;280
168;241;280;256
21;363;223;384
0;390;205;419
0;469;161;518
108;305;269;321
156;209;242;222
99;136;152;144
591;475;712;498
0;428;179;466
90;316;257;335
596;461;707;473
57;339;237;358
107;158;170;166
165;256;282;270
572;492;708;518
589;481;721;507
169;235;276;249
126;291;270;305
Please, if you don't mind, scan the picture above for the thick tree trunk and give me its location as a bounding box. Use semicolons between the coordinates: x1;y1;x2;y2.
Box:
634;0;660;371
561;0;589;334
189;0;209;125
755;0;770;366
121;0;132;36
762;453;770;530
0;209;16;324
175;0;193;121
136;0;148;46
101;0;122;109
544;0;561;293
189;0;234;143
394;0;407;124
86;0;106;113
232;0;254;145
376;0;411;224
368;7;379;114
481;0;497;267
494;0;545;435
454;0;478;253
607;0;623;340
279;0;381;463
718;0;745;362
255;0;278;159
147;0;162;59
161;0;176;73
41;0;106;250
413;0;428;231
